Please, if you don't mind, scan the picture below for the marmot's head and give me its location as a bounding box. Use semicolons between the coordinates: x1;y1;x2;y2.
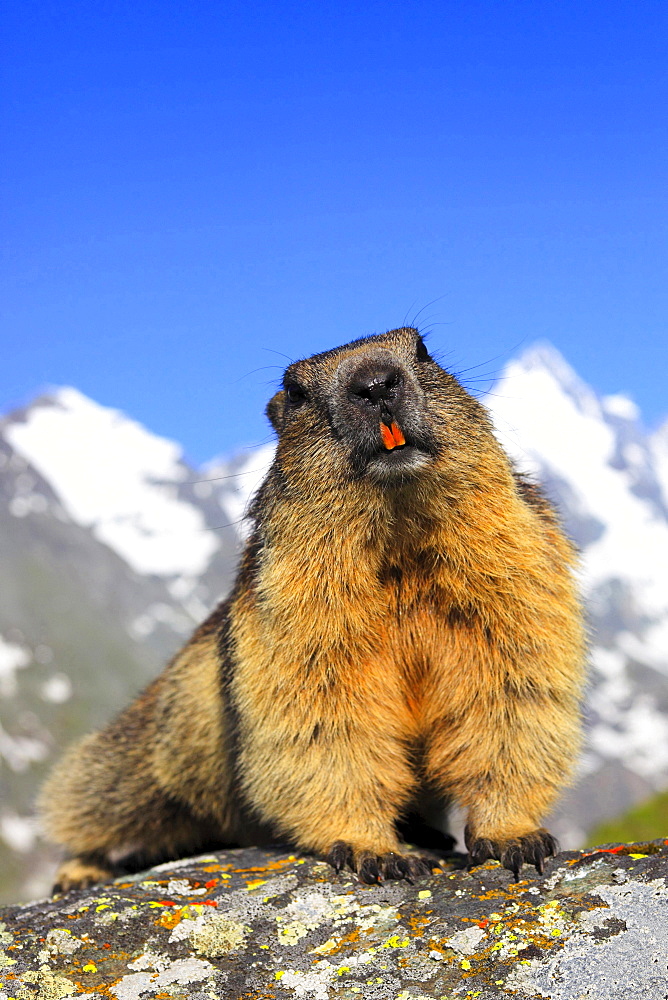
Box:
266;327;494;487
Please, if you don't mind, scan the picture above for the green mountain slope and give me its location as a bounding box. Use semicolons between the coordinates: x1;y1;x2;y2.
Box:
587;789;668;847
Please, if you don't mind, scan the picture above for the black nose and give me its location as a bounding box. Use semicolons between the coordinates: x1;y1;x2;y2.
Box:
347;363;404;407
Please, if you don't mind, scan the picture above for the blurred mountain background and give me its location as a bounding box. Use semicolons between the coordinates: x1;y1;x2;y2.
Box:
1;342;667;903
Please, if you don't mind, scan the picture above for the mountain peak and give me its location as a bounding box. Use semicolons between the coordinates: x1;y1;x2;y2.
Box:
507;341;601;419
2;386;107;428
602;394;641;423
3;387;217;581
46;385;118;419
513;340;576;378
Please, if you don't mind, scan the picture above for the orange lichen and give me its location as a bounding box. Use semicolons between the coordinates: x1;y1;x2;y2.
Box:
157;907;183;929
406;913;430;935
232;860;295;874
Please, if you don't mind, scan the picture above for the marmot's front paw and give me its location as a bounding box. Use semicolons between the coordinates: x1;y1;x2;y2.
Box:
53;856;114;894
465;827;558;880
326;841;438;884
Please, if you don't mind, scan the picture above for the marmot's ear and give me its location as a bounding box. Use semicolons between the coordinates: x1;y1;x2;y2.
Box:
266;391;285;433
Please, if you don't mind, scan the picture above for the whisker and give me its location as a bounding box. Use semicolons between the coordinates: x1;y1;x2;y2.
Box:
476;389;520;401
454;371;504;384
262;347;295;364
402;299;419;327
183;466;272;485
234;365;285;384
407;294;450;329
201;516;248;533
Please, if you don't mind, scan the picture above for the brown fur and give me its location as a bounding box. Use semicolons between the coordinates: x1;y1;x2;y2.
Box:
40;327;585;889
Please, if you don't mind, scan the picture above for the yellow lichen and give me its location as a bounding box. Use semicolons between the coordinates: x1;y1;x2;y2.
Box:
381;935;409;949
278;921;310;946
191;916;249;957
246;879;267;890
14;967;76;1000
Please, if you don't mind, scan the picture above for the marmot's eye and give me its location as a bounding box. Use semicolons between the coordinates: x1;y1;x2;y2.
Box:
416;339;431;362
285;383;308;406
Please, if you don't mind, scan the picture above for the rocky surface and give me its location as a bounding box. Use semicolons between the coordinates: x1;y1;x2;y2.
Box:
1;840;667;999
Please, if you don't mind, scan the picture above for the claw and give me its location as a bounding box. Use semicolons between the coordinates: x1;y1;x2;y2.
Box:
326;842;439;884
468;837;494;869
466;828;559;879
503;844;523;881
382;853;406;880
327;841;353;874
396;858;413;883
533;830;558;875
358;854;382;884
407;856;435;880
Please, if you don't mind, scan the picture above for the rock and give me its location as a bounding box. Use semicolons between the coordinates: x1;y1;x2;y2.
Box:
1;840;667;999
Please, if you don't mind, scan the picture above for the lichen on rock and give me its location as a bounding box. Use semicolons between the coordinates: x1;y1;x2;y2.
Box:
0;841;667;999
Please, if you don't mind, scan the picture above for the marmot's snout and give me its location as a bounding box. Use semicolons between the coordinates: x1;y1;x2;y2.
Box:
344;355;405;410
332;348;435;481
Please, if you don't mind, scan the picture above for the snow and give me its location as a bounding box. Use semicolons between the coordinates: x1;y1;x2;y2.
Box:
487;345;668;790
8;494;48;517
617;627;668;676
41;673;73;704
210;443;275;537
584;647;668;784
588;695;668;782
489;348;668;628
0;722;49;773
603;394;641;422
0;811;38;853
5;387;218;582
650;418;668;511
0;635;31;699
130;602;194;640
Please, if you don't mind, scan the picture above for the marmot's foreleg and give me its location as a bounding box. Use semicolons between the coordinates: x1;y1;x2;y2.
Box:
423;679;579;878
236;718;436;883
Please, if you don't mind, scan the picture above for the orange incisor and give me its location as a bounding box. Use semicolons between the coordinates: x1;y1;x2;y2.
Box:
380;421;406;450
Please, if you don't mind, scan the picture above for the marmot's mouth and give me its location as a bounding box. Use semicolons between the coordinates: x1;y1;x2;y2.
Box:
380;420;406;450
366;421;433;479
366;444;432;481
345;411;438;480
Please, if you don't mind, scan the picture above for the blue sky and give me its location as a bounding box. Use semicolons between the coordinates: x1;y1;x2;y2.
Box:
2;0;667;464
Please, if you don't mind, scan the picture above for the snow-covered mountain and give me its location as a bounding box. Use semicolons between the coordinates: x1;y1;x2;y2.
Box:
487;344;668;845
1;346;667;903
0;390;264;901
